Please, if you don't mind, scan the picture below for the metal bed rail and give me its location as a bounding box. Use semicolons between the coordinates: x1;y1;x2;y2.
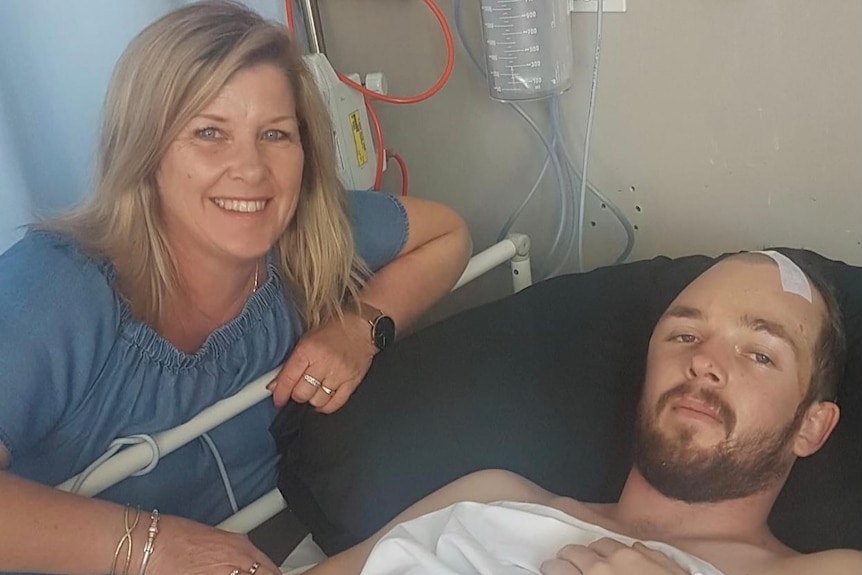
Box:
57;234;533;533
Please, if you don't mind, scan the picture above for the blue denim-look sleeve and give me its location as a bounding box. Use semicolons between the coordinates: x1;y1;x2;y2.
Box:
347;190;409;272
0;231;119;464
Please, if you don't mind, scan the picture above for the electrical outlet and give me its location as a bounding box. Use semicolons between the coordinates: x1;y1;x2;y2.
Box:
569;0;627;12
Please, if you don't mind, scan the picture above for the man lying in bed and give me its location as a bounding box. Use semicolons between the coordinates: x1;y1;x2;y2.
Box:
304;251;862;575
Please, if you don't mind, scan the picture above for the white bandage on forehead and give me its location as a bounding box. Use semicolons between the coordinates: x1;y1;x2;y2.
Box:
751;250;813;303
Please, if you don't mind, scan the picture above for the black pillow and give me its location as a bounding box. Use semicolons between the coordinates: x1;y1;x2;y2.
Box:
272;249;862;555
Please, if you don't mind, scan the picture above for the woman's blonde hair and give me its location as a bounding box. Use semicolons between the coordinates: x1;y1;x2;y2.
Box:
43;0;368;329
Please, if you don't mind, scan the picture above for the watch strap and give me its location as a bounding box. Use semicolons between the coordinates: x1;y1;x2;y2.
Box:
357;302;395;351
358;302;384;327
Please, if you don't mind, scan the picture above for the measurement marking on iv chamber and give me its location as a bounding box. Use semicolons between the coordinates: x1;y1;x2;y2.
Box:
499;13;537;21
502;30;539;38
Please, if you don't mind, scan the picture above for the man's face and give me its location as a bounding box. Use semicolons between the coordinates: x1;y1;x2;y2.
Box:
634;257;826;502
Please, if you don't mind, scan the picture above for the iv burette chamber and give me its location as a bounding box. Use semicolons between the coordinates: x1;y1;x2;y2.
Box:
479;0;573;101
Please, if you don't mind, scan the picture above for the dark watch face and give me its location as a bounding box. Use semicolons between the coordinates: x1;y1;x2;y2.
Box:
373;316;396;350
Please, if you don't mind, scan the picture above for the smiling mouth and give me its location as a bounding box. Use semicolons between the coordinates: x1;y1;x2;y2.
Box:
212;198;268;213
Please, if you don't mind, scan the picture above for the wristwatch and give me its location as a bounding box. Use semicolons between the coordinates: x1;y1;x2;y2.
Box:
359;302;396;351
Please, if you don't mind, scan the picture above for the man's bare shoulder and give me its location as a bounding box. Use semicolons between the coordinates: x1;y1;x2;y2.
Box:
758;548;862;575
305;470;558;575
441;469;557;505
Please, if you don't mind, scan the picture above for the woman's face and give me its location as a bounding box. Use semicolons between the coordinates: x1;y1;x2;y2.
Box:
156;63;305;266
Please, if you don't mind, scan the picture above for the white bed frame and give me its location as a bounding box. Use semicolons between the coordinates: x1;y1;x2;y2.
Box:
56;234;532;537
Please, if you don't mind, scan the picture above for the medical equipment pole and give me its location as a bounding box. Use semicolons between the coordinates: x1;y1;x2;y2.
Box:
299;0;326;54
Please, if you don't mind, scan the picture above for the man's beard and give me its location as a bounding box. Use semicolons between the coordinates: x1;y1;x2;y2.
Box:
633;382;805;503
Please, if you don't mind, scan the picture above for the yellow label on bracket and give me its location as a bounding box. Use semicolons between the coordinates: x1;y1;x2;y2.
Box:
349;110;368;167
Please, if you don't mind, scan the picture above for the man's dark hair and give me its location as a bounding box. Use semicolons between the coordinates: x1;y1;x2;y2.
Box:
723;251;845;405
799;260;845;404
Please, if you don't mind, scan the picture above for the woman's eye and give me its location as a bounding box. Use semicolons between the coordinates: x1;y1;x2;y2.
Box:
195;127;220;140
673;334;698;344
753;352;773;366
262;129;289;141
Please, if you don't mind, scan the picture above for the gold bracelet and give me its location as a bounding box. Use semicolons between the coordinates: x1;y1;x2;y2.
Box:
110;506;140;575
137;509;160;575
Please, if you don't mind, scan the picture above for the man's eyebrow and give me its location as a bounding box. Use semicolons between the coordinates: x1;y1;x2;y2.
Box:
662;305;704;321
740;315;800;356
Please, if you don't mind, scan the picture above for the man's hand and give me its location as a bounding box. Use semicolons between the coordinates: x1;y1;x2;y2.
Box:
541;538;689;575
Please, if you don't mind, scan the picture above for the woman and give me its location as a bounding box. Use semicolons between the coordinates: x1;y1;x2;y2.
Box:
0;2;471;574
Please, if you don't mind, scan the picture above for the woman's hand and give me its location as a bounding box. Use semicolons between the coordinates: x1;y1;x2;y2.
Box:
541;538;690;575
268;195;471;415
147;515;281;575
268;312;376;413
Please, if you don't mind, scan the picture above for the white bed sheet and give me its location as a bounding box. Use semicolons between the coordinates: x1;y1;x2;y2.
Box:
358;501;724;575
280;533;326;574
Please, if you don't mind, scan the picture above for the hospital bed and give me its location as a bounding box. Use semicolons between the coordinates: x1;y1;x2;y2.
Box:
55;233;534;567
268;246;862;561
56;240;862;569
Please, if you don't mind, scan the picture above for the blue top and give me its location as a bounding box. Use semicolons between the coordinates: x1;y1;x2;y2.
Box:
0;190;408;525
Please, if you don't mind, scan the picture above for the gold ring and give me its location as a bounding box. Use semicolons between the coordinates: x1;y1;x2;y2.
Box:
321;384;334;396
303;373;321;389
248;562;261;574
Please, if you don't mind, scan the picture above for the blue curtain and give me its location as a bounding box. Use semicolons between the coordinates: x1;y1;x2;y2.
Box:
0;0;287;252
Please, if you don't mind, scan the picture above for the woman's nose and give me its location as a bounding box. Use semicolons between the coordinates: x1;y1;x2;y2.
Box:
229;138;266;184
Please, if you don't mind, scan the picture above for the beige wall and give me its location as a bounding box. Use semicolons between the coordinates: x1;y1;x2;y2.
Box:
317;0;862;305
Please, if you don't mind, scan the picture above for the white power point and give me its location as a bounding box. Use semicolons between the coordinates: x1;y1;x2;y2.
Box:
569;0;627;12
